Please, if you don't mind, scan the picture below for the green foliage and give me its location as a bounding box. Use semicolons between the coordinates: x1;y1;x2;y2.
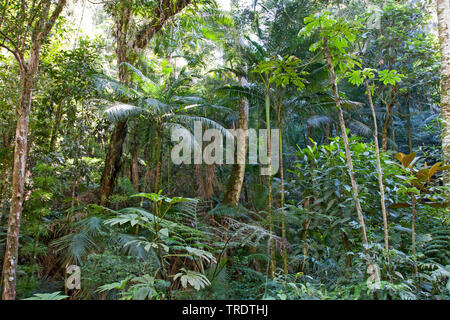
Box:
1;0;448;301
23;292;69;300
174;268;211;291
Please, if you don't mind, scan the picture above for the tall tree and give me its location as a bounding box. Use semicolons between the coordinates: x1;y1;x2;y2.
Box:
436;0;450;188
301;12;370;250
0;0;67;300
99;0;132;205
223;70;249;206
99;0;195;204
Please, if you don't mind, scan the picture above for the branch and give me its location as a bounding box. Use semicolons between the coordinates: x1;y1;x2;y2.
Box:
133;0;192;49
0;30;21;56
0;43;25;76
42;0;67;41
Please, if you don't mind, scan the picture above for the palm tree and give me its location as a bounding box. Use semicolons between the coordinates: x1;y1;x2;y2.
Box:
96;62;232;197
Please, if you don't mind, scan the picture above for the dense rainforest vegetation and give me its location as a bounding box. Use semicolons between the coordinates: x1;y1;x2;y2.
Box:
0;0;449;301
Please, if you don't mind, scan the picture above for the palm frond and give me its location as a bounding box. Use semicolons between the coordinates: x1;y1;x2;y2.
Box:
103;104;143;122
173;115;235;140
306;115;333;128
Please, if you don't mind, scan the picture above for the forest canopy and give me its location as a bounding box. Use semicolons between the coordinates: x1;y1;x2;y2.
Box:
0;0;449;301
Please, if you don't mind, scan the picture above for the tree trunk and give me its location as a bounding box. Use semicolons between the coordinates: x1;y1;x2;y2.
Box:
99;3;131;203
381;103;392;152
323;38;369;251
263;83;276;279
365;79;389;261
154;126;163;193
131;123;140;192
2;74;34;300
411;194;419;283
223;74;249;206
277;93;288;275
1;0;67;299
99;121;128;205
437;0;450;188
133;0;193;49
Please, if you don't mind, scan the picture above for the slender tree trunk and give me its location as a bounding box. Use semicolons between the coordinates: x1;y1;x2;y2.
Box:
131;123;140;192
277;94;288;275
381;103;392;152
154;126;163;193
264;84;276;278
1;0;67;299
2;75;34;300
437;0;450;188
411;194;419;283
223;74;249;206
365;79;389;261
323;39;369;251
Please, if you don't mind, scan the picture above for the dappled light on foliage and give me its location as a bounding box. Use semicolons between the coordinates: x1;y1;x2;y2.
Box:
0;0;449;301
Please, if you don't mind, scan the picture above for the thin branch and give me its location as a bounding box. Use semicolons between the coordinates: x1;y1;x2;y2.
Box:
42;0;67;41
0;43;25;76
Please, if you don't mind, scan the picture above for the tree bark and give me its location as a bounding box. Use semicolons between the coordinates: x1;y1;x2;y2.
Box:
411;194;419;283
381;102;392;152
2;75;33;300
223;74;249;206
100;0;193;201
99;121;128;205
265;85;276;279
99;2;131;204
323;38;369;250
154;126;163;193
277;92;288;275
131;123;140;192
1;0;67;299
380;87;396;152
133;0;192;49
365;79;389;261
437;0;450;188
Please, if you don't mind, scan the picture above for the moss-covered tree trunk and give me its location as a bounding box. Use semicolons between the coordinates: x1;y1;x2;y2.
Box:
99;2;131;205
1;0;67;300
223;75;249;206
2;74;34;300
